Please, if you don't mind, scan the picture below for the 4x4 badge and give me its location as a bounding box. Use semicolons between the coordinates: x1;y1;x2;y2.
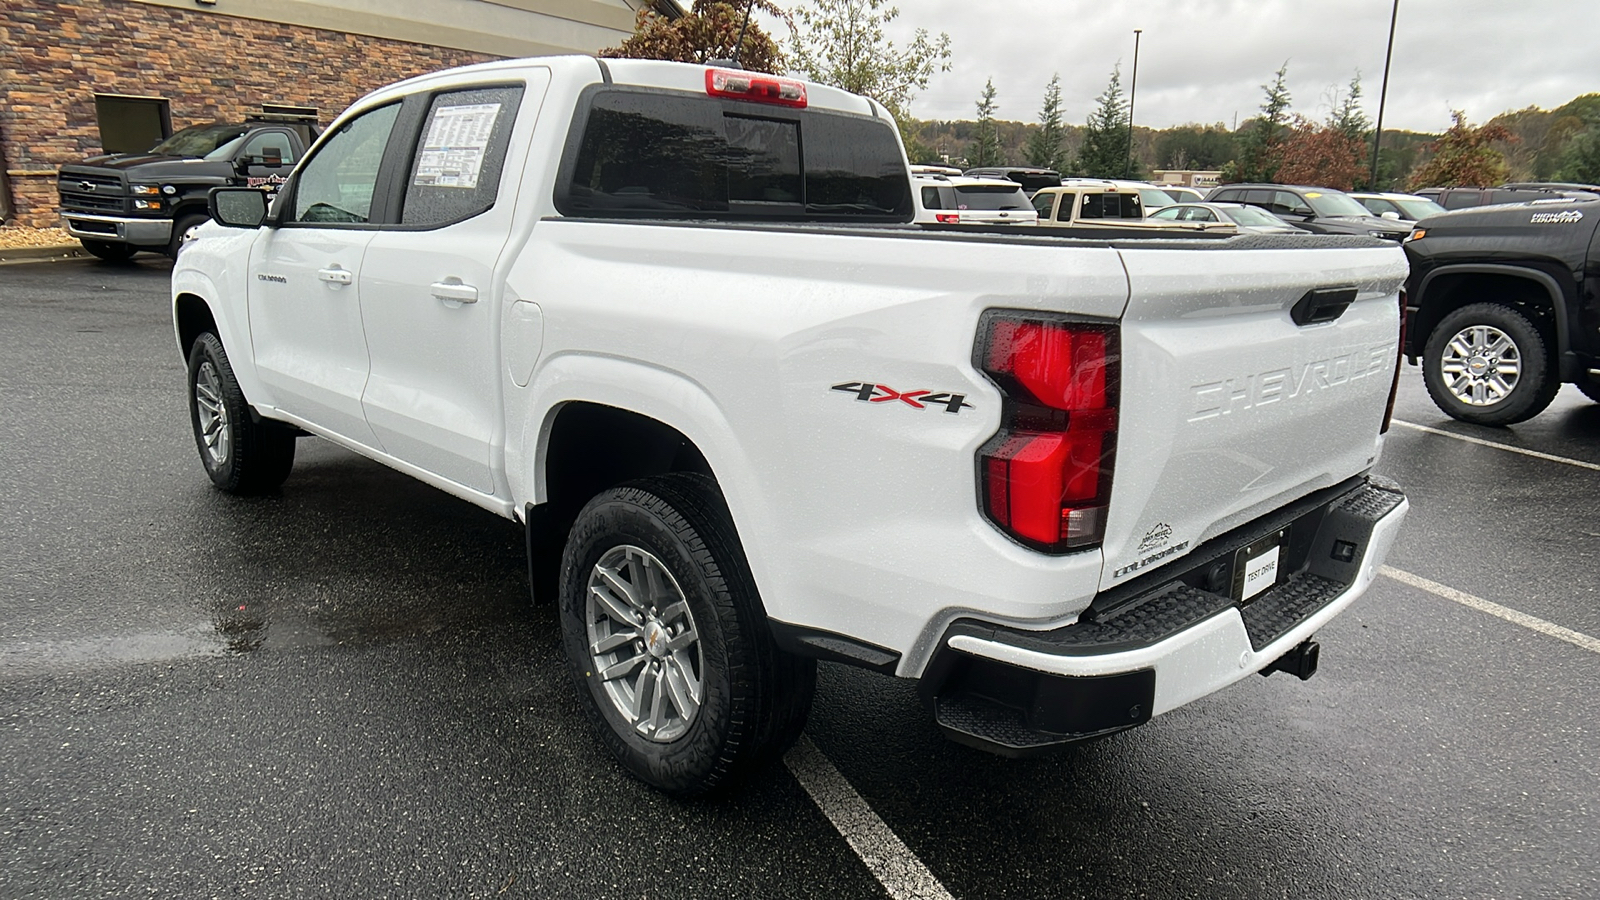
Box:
831;382;973;414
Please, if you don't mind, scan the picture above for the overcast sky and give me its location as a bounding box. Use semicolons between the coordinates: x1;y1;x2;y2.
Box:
825;0;1596;132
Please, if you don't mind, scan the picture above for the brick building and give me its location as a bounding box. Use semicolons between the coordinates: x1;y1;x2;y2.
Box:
0;0;679;226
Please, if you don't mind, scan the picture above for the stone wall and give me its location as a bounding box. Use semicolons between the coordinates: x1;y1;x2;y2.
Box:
0;0;498;226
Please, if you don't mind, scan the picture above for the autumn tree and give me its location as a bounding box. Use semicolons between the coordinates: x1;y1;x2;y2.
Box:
1275;116;1368;189
969;79;1004;167
1024;74;1068;172
1222;63;1293;183
600;0;787;74
788;0;951;122
1077;65;1132;178
1406;111;1517;190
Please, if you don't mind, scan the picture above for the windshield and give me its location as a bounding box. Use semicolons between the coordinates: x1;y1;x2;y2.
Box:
1228;205;1289;227
953;185;1030;210
1392;197;1447;220
148;123;250;158
1304;190;1374;217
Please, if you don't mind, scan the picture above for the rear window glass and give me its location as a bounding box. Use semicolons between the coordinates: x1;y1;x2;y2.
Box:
952;185;1029;210
559;89;910;221
1079;193;1142;219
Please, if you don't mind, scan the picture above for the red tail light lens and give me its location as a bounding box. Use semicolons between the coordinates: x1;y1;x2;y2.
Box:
976;313;1119;551
705;68;808;107
935;213;961;224
1382;288;1405;434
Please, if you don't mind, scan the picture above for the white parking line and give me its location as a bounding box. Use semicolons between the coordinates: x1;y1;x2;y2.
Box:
785;734;955;900
1381;566;1600;656
1390;419;1600;472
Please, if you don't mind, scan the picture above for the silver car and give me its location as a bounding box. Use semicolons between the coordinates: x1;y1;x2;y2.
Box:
1147;202;1307;233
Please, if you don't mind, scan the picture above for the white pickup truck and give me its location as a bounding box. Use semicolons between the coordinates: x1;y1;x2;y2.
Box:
174;56;1410;796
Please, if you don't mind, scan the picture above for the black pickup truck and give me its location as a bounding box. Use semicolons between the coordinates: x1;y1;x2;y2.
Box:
58;108;318;260
1403;195;1600;424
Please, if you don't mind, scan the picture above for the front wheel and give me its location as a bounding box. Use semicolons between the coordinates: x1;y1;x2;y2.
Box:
80;239;136;263
559;473;815;797
1422;302;1559;426
187;332;295;494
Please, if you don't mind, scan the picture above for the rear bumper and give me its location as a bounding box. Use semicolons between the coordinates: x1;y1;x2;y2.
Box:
918;477;1408;756
62;213;172;246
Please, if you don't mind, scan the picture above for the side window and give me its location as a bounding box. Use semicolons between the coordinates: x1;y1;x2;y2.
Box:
921;186;943;210
1243;189;1275;208
1150;206;1180;220
1195;209;1218;222
1080;194;1106;219
1210;189;1239;203
402;85;525;227
1365;198;1396;216
240;130;296;165
1273;191;1312;215
1030;192;1053;217
1054;193;1075;220
291;103;401;225
1119;194;1142;218
1442;191;1481;209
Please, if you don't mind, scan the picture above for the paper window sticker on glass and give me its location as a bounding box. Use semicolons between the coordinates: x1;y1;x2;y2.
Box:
414;103;503;189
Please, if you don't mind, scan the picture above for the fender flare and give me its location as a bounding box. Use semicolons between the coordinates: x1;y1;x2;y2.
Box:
1416;263;1571;358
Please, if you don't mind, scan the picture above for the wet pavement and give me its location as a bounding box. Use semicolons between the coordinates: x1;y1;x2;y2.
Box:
3;256;1598;898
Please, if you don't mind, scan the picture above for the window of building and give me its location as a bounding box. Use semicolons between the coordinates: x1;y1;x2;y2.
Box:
94;94;171;154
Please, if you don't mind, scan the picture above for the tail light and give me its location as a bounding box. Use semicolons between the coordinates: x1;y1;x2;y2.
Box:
976;312;1119;552
705;68;807;108
1381;288;1405;434
935;213;961;224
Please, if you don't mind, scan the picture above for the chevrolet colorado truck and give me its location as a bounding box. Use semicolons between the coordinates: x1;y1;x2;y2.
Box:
1403;195;1600;424
59;107;318;261
173;56;1410;795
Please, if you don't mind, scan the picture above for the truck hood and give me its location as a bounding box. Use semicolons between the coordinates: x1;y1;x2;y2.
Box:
66;155;227;179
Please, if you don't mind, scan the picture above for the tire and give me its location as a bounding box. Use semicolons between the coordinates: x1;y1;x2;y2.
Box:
186;332;295;494
80;239;137;263
168;212;208;258
559;473;815;797
1422;302;1559;426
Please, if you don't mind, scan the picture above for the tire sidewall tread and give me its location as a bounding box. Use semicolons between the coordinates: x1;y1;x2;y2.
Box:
1422;302;1559;426
186;332;294;494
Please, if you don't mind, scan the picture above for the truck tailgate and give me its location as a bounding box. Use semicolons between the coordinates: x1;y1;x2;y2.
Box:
1101;244;1406;592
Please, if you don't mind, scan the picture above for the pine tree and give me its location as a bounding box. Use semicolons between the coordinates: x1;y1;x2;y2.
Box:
1024;74;1068;172
1330;73;1370;144
969;78;1004;167
1077;65;1130;178
1222;62;1293;183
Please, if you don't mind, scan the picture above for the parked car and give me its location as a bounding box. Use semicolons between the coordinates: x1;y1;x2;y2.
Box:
962;166;1061;197
176;56;1408;795
914;173;1038;225
1147;202;1306;233
1413;185;1598;211
1349;191;1446;223
1206;184;1412;240
1031;184;1237;233
1402;194;1600;424
1159;185;1208;203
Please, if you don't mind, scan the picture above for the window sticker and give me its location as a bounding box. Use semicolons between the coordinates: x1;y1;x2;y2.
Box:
414;103;502;189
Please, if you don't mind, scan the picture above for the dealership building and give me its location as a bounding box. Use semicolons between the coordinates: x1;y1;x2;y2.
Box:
0;0;678;226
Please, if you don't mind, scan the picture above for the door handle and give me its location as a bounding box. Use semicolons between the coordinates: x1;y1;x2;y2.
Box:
317;267;353;285
430;281;479;304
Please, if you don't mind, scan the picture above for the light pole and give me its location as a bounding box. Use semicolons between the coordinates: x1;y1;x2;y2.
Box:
1125;28;1143;179
1368;0;1399;189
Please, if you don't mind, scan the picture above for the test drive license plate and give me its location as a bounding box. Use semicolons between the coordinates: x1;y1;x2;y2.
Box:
1232;529;1286;603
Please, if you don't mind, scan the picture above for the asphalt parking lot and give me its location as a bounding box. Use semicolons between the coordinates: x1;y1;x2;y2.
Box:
3;255;1597;899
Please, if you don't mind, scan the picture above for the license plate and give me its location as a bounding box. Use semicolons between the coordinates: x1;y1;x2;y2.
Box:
1232;529;1286;603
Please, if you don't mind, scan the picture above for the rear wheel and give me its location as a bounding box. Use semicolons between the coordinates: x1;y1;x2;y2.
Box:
80;239;136;263
187;332;295;494
559;473;815;797
1422;302;1559;426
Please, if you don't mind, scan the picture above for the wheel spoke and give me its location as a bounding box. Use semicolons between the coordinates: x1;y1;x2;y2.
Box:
628;665;657;726
591;583;641;627
662;658;700;720
1447;336;1474;359
590;631;636;656
644;666;667;734
667;626;698;652
600;652;646;682
596;564;645;612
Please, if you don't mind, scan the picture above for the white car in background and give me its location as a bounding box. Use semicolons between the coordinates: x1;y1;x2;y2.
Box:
914;173;1038;225
1349;191;1447;224
1148;201;1307;234
1160;185;1208;203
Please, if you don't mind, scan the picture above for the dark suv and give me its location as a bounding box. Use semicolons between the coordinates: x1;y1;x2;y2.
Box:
1414;185;1599;211
1206;183;1412;240
962;166;1062;197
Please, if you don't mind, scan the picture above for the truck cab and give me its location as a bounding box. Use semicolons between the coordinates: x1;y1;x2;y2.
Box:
58;106;319;260
1031;182;1238;234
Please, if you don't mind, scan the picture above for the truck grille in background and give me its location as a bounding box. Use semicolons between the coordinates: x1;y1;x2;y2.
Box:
59;172;127;214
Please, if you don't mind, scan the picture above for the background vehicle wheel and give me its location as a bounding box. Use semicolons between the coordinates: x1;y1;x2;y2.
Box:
187;332;295;494
168;213;209;258
1422;302;1558;426
559;473;815;797
80;239;136;263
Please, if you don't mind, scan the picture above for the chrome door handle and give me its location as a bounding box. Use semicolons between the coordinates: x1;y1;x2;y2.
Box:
430;281;479;304
317;267;353;285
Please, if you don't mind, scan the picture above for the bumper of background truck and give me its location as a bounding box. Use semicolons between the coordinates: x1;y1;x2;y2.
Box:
918;476;1408;756
62;213;172;246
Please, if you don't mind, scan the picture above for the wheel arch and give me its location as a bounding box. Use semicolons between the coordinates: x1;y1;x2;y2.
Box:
173;292;218;361
1412;264;1570;363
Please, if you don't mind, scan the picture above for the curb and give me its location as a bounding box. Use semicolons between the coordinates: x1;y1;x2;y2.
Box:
0;243;87;263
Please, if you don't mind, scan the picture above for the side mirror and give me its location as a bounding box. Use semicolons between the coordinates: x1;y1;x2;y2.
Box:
209;187;268;228
1380;210;1401;220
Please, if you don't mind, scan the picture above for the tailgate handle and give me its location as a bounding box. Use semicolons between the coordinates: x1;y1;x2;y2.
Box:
1291;287;1357;326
